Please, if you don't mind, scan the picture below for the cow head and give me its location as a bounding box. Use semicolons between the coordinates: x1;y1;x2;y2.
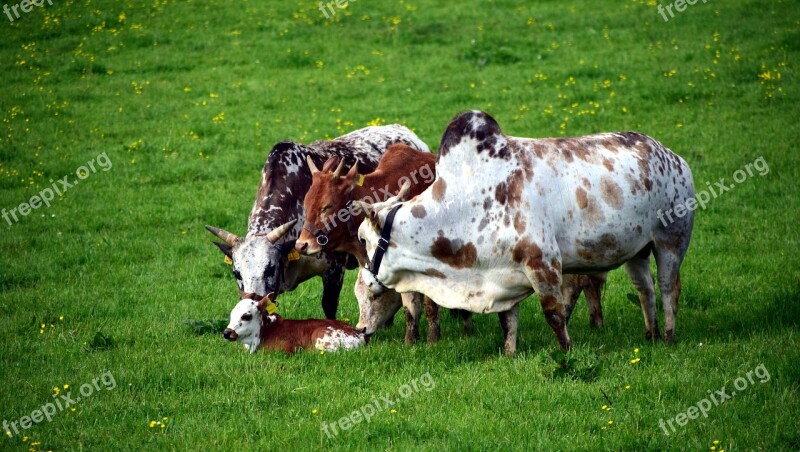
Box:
223;293;277;353
296;156;359;256
206;220;297;298
354;180;412;296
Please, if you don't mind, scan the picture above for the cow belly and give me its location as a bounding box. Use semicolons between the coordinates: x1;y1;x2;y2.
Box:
395;268;532;314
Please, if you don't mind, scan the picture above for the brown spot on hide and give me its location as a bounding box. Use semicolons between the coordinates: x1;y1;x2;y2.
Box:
424;268;446;279
600;176;623;209
495;182;509;204
602;158;615;171
411;205;427;218
513;213;526;234
432;179;447;201
575;187;588;209
430;237;477;269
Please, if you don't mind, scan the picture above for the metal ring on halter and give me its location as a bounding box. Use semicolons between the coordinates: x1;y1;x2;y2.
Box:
316;234;329;246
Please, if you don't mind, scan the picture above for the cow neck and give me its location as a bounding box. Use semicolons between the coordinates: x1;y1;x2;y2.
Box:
367;203;403;283
259;312;282;338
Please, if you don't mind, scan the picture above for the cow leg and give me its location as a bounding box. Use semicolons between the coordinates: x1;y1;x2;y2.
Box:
653;249;684;344
320;259;346;319
448;309;473;333
538;291;573;350
400;292;423;345
623;248;660;341
584;274;606;328
458;310;474;334
498;304;519;356
424;296;440;344
559;275;583;326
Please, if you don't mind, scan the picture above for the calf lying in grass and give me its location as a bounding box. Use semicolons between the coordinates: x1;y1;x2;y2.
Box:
223;293;366;354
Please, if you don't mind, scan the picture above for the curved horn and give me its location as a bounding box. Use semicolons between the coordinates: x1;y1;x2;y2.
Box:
331;158;346;178
266;219;298;243
205;225;240;246
306;156;320;175
397;180;412;201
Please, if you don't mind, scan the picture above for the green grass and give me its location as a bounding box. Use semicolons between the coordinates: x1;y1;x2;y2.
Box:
1;0;799;449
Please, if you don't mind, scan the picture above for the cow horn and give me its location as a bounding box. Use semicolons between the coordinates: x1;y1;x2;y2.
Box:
205;225;240;246
331;158;346;179
397;180;412;201
306;156;320;175
266;219;298;243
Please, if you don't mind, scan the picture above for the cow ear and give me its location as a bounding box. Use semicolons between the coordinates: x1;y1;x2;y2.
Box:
256;293;272;311
213;241;233;259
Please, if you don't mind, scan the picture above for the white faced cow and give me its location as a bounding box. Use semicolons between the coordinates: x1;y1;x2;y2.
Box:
206;125;429;319
357;111;694;354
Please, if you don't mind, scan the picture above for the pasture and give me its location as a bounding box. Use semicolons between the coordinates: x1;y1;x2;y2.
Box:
1;0;798;449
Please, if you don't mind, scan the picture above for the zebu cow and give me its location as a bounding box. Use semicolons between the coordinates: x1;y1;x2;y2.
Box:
206;125;429;319
224;293;366;354
295;144;452;344
356;111;694;354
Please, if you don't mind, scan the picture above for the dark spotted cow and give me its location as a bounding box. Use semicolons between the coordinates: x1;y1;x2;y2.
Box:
206;125;429;319
356;111;694;354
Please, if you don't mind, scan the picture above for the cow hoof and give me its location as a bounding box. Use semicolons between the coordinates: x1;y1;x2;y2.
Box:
427;329;440;344
404;332;420;345
645;329;661;341
589;320;604;329
664;330;675;344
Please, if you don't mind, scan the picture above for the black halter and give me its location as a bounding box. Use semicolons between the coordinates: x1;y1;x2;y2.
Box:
365;204;402;282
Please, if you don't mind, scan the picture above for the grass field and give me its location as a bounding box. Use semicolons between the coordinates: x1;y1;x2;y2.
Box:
1;0;799;449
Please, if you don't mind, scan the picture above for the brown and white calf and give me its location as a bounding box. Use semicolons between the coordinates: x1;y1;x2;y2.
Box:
223;293;366;354
295;144;454;344
357;110;694;354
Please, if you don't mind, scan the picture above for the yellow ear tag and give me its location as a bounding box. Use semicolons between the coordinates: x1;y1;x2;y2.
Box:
355;174;365;186
287;249;300;261
224;255;233;265
266;301;278;315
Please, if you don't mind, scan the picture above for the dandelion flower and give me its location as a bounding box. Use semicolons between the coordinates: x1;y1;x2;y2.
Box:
63;384;69;390
312;409;318;415
713;441;720;445
149;421;157;428
625;385;631;390
634;348;639;353
390;409;397;414
608;420;614;425
630;358;641;364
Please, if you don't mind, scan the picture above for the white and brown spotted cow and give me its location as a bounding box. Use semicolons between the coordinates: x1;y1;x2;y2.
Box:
356;111;694;354
206;125;429;319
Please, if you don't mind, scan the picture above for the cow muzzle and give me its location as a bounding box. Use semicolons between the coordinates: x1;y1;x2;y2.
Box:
223;328;238;341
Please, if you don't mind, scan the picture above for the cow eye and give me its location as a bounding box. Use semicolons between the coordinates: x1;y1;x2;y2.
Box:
241;313;253;321
321;204;332;212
